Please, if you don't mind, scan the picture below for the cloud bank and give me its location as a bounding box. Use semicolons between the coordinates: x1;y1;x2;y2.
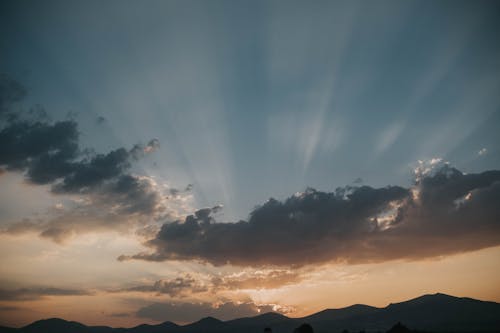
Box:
111;269;303;301
122;163;500;267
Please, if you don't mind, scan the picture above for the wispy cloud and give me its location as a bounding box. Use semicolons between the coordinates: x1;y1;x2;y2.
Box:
0;287;92;301
110;269;303;299
375;122;404;154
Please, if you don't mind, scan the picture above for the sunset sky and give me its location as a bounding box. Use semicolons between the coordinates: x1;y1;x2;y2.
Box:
1;0;500;328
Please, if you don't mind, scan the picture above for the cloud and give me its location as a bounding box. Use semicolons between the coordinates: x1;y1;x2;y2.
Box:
1;173;176;243
353;177;363;184
0;74;26;116
130;139;160;160
0;305;22;311
113;275;208;298
0;287;92;301
211;270;302;290
110;269;303;300
0;120;79;180
136;301;277;323
96;116;106;124
121;186;409;266
121;163;500;267
0;75;188;242
0;76;160;204
0;120;161;214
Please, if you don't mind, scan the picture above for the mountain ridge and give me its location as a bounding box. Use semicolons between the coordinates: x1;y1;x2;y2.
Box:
1;293;499;333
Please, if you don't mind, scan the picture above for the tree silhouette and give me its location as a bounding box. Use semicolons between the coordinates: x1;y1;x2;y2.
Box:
387;322;412;333
293;323;314;333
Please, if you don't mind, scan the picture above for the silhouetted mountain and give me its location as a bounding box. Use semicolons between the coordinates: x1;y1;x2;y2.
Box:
1;294;499;333
222;312;298;333
371;293;500;332
180;316;224;332
304;304;379;322
387;322;413;333
128;321;178;333
21;318;89;333
306;293;500;333
226;311;290;327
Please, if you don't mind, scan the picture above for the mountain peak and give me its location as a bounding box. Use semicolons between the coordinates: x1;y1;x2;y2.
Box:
31;318;70;324
255;312;287;319
201;316;221;321
387;293;459;307
191;316;222;325
160;320;178;327
25;318;81;326
425;292;457;299
22;318;88;333
303;303;379;322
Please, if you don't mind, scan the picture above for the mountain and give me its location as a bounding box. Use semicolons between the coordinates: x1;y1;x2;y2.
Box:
372;293;500;332
223;312;295;332
1;293;499;333
181;317;224;331
303;293;500;332
303;304;379;322
20;318;90;333
128;321;179;333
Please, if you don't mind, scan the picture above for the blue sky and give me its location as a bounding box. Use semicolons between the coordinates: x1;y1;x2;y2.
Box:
2;0;500;220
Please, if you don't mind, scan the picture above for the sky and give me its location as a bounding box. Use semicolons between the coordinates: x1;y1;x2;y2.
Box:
1;0;500;328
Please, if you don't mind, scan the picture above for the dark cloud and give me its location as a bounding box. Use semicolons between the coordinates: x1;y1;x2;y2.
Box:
121;186;409;266
96;116;106;124
169;183;194;197
114;275;208;298
0;76;160;205
0;120;79;177
353;177;363;184
0;74;27;116
121;166;500;267
0;287;92;301
130;139;160;160
136;301;276;323
0;75;184;242
52;148;131;192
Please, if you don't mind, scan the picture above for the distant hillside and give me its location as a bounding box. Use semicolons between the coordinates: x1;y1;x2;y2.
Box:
1;293;499;333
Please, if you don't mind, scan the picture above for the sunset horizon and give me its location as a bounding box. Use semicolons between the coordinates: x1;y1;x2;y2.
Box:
2;292;499;328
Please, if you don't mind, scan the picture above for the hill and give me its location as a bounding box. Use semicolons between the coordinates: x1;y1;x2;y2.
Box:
1;293;499;333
